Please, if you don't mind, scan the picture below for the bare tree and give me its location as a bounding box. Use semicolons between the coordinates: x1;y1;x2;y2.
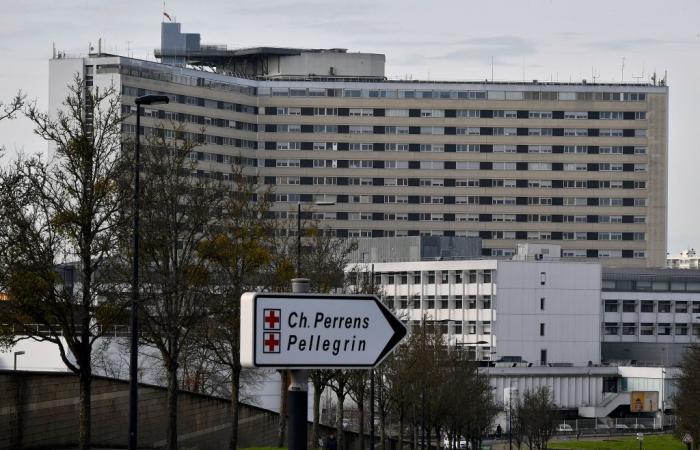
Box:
0;91;24;122
0;78;127;450
135;125;227;450
676;345;700;443
198;162;281;450
520;387;557;450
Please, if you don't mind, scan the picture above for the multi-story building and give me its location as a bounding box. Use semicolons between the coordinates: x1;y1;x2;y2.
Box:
50;21;669;267
667;249;700;269
601;267;700;366
349;242;602;365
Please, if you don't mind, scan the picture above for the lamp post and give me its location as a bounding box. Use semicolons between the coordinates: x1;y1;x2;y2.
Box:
13;351;25;370
130;94;169;450
288;200;334;450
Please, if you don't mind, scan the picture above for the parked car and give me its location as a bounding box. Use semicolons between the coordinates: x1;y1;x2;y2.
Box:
630;423;646;430
557;423;574;433
442;436;468;449
615;423;629;430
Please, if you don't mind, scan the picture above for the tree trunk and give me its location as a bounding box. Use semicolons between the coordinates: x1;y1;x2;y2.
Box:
312;381;323;449
79;367;91;450
397;412;404;450
278;370;288;448
166;361;178;450
229;364;241;450
336;394;345;450
357;399;365;450
380;409;386;450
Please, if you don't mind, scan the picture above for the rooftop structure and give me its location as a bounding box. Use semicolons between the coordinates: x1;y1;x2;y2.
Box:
155;22;386;79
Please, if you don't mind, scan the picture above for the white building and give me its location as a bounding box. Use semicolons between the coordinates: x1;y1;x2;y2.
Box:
351;244;602;365
667;249;700;269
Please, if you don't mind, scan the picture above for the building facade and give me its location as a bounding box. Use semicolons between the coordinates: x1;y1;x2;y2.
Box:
49;22;669;267
601;267;700;366
667;249;700;269
351;250;602;366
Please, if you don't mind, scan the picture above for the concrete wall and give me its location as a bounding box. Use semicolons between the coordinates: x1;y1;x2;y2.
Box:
495;260;602;365
0;371;373;450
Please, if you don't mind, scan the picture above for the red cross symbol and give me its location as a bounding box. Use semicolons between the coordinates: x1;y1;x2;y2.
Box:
263;309;281;330
263;332;280;353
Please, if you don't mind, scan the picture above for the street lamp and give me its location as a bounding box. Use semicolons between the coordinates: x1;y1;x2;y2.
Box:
13;351;25;370
130;94;169;450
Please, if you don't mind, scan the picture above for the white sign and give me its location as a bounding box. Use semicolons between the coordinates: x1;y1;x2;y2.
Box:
240;293;407;368
683;434;693;444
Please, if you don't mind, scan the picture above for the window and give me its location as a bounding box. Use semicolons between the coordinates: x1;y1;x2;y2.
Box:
658;301;671;313
604;300;618;312
540;349;547;366
640;323;655;335
676;323;689;335
604;322;619;335
622;323;636;335
456;144;480;153
540;297;545;311
483;271;492;283
676;301;688;313
640;301;654;312
564;111;588;119
622;300;636;312
540;323;545;336
658;323;672;335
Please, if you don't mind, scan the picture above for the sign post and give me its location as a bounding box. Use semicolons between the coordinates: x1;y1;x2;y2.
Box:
241;286;407;450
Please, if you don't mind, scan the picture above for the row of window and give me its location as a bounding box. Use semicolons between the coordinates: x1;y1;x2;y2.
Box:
273;176;647;190
261;87;649;102
121;85;257;114
120;66;256;97
268;192;647;207
118;62;654;111
266;158;648;173
604;322;699;336
122;124;258;150
602;279;700;292
604;300;700;313
276;210;647;227
271;143;648;155
263;124;647;137
269;107;647;120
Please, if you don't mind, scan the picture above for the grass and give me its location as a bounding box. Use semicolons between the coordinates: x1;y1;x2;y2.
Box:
550;434;685;450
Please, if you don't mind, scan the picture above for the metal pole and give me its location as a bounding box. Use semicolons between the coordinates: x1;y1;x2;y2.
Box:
128;104;142;450
296;202;301;277
509;383;513;450
289;278;310;450
370;265;375;450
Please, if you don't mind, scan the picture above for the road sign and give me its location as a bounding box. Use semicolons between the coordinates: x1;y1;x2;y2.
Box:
240;293;407;368
683;434;693;444
636;433;644;441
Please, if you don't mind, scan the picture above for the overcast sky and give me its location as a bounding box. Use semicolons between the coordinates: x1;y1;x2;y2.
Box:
1;0;698;254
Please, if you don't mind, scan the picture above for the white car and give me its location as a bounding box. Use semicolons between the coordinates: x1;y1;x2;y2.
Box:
557;423;574;433
443;436;468;449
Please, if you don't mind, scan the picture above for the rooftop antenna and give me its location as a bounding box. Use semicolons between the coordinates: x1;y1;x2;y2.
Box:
126;40;132;58
52;42;56;59
621;57;625;82
591;66;600;83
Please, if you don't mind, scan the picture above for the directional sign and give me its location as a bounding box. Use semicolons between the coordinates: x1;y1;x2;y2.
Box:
240;293;407;368
683;434;693;444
